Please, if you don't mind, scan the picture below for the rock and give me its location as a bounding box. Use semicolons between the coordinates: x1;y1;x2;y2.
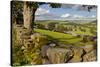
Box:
48;41;57;47
31;33;48;47
68;46;84;63
21;35;31;39
15;25;32;41
15;28;23;41
46;47;73;64
24;39;34;48
31;33;41;40
42;58;51;64
41;45;49;57
82;44;94;53
21;46;25;50
72;46;84;57
83;50;97;62
22;28;32;35
49;43;56;47
16;24;23;27
68;57;82;63
31;33;47;42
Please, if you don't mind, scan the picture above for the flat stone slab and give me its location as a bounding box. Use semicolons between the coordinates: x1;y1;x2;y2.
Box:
46;47;73;64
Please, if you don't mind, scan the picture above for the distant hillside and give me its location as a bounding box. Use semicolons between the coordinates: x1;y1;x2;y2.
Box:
66;19;97;24
35;20;97;24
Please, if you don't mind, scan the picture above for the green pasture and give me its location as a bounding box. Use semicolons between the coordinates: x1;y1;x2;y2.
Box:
34;29;82;44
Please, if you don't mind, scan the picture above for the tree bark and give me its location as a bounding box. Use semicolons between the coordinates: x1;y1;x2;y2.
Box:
23;2;37;32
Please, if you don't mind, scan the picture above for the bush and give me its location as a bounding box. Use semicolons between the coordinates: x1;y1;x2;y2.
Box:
12;27;29;66
48;22;57;31
23;33;48;64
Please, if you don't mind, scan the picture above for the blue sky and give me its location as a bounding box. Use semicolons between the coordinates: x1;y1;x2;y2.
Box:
35;4;97;20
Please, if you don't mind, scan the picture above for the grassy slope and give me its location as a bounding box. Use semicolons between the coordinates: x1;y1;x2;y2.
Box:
64;25;94;36
74;27;93;36
34;29;82;44
35;21;96;36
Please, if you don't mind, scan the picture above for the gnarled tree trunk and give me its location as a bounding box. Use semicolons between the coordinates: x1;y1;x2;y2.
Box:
23;2;37;32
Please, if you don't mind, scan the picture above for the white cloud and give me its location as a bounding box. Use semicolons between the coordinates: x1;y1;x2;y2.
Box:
61;13;70;18
36;8;96;20
61;13;84;19
91;15;96;18
73;15;83;18
35;8;50;15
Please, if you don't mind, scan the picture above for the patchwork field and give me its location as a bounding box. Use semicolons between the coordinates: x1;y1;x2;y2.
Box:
34;29;82;44
34;20;97;46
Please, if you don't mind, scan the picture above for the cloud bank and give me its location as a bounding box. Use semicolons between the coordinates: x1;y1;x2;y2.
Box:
35;4;97;20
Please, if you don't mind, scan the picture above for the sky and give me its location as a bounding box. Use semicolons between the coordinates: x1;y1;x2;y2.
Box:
35;4;97;20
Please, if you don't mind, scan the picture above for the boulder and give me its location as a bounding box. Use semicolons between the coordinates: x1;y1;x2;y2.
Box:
46;47;73;64
83;50;97;62
31;33;48;48
41;45;49;57
42;58;51;64
72;46;84;57
68;57;82;63
82;44;94;53
68;46;84;63
31;33;47;43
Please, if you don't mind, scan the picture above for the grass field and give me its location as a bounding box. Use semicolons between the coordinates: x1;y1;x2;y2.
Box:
34;20;97;46
34;29;82;44
74;28;93;36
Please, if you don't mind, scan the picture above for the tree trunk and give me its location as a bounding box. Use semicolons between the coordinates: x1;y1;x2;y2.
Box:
23;2;37;32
